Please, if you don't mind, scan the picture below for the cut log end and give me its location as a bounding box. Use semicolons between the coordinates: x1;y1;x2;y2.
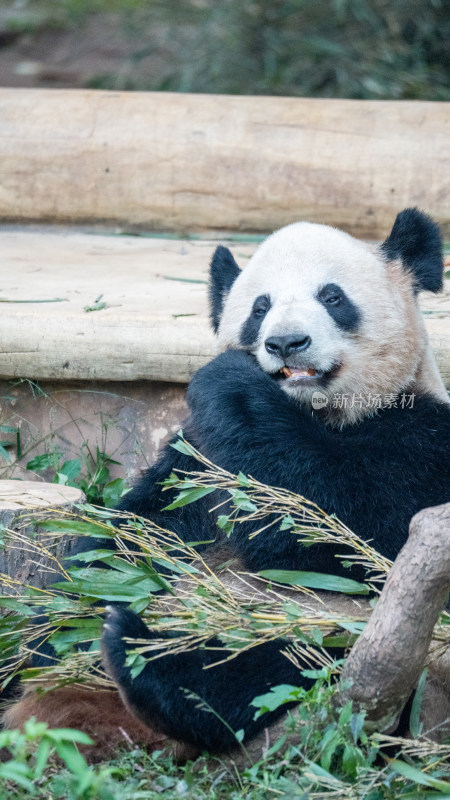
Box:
0;479;85;591
0;480;83;511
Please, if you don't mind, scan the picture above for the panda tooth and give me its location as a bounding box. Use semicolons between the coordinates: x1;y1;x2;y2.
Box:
280;367;317;379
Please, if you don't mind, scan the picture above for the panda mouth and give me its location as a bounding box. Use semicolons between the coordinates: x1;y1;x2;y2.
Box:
275;362;342;385
279;366;323;382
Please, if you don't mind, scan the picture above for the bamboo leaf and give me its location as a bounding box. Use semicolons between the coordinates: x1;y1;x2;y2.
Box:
236;472;251;487
38;520;112;537
163;486;215;510
229;489;258;513
84;301;107;312
170;439;196;456
390;759;450;792
258;570;369;595
163;276;207;284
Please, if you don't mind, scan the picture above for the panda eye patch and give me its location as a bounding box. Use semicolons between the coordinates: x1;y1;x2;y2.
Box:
318;283;361;332
239;295;271;346
252;295;271;317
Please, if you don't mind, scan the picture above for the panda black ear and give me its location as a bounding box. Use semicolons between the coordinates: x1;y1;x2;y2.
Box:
381;208;443;293
209;246;241;332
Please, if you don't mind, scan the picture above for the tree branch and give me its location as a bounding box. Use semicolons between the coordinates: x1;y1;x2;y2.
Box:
339;502;450;732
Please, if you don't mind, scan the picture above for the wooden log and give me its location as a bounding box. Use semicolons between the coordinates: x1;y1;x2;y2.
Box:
339;503;450;734
0;228;448;386
0;480;84;591
0;89;449;238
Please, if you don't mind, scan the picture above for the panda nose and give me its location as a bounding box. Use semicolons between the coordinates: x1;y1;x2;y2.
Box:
265;334;312;359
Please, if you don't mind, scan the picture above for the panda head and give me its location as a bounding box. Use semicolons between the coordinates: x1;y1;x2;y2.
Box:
209;208;446;426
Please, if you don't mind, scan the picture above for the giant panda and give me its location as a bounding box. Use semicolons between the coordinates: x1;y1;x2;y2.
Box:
4;208;450;760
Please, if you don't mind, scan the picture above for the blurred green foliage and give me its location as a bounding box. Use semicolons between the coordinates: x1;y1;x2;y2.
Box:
3;0;450;98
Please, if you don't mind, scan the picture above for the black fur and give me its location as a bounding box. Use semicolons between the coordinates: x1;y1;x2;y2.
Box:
318;283;361;332
100;349;450;750
209;246;241;333
239;294;271;346
381;208;443;293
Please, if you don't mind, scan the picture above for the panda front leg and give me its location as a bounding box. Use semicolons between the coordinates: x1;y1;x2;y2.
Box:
102;605;307;753
185;349;316;461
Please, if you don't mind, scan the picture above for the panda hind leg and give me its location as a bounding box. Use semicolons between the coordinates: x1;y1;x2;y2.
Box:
101;605;307;754
100;604;201;745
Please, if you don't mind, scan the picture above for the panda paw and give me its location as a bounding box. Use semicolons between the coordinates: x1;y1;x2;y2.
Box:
103;604;151;641
187;349;269;411
192;349;259;385
102;605;152;685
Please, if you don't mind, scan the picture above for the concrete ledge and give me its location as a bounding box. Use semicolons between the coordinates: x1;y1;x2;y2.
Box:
0;227;219;382
0;227;448;387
